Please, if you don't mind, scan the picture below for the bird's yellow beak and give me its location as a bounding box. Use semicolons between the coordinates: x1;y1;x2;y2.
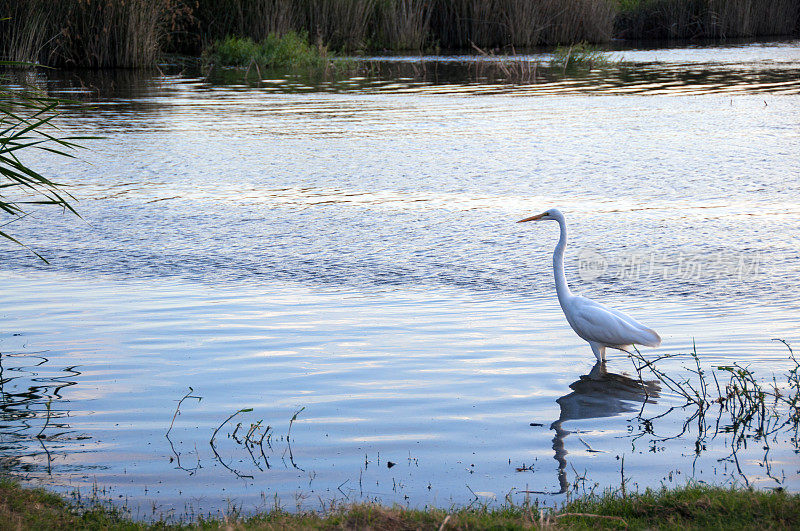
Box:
517;213;546;223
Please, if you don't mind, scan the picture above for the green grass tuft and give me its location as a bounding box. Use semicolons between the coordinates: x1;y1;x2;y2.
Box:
562;484;800;530
201;32;349;72
551;42;616;71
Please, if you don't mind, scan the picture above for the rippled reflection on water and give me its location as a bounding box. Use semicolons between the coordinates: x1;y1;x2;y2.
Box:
1;40;799;518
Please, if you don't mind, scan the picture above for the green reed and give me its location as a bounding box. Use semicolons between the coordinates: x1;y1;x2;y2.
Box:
0;73;95;260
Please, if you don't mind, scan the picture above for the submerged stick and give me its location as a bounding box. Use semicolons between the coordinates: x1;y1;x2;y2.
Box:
36;399;52;439
166;387;202;438
166;388;202;473
209;407;255;479
211;407;253;447
286;407;305;471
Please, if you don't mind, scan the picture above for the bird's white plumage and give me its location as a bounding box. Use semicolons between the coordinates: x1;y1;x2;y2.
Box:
518;208;661;362
568;296;660;349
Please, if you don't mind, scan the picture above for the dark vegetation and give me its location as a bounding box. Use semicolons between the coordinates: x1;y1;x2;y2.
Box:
2;477;799;530
616;0;800;40
1;0;799;68
0;0;177;68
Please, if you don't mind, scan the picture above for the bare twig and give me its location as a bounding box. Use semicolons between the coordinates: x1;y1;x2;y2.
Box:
286;406;305;471
166;387;201;438
209;407;255;479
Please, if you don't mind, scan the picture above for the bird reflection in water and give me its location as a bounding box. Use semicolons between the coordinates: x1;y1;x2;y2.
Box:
548;362;661;494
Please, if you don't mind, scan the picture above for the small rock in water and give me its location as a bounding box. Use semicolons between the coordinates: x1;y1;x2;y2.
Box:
387;461;396;468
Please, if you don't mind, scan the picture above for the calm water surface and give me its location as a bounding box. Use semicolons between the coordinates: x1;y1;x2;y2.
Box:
1;40;799;519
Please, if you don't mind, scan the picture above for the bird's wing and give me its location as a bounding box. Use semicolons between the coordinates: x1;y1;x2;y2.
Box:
569;297;660;348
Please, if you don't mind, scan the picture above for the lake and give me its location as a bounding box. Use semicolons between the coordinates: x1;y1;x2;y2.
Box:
1;39;799;520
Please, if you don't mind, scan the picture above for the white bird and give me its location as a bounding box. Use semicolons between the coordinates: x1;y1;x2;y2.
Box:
518;208;660;362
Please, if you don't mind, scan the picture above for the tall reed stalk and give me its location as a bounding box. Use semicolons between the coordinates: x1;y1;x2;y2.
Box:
375;0;434;50
0;3;53;64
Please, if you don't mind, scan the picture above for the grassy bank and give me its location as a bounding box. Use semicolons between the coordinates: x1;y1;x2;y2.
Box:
1;478;799;529
2;0;799;68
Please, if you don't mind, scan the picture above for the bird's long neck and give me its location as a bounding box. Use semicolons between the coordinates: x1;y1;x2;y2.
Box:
553;217;572;306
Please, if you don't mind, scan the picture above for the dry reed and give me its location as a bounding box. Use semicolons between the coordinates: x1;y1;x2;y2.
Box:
0;0;171;68
295;0;379;51
375;0;434;50
430;0;616;49
188;0;295;45
616;0;800;40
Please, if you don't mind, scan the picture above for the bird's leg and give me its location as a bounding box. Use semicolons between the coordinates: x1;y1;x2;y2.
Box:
589;342;605;363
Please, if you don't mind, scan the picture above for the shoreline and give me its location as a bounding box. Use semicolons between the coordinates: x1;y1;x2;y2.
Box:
2;477;798;529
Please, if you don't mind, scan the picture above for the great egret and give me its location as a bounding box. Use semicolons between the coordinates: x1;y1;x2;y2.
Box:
518;208;661;362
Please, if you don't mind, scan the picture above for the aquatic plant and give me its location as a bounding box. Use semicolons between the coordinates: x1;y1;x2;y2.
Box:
373;0;434;50
550;42;616;71
187;0;799;53
163;391;306;480
628;340;800;486
470;43;541;83
186;0;296;51
189;0;617;52
295;0;380;52
201;32;348;73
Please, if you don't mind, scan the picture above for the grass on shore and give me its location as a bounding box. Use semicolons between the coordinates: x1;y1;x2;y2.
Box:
2;477;799;530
